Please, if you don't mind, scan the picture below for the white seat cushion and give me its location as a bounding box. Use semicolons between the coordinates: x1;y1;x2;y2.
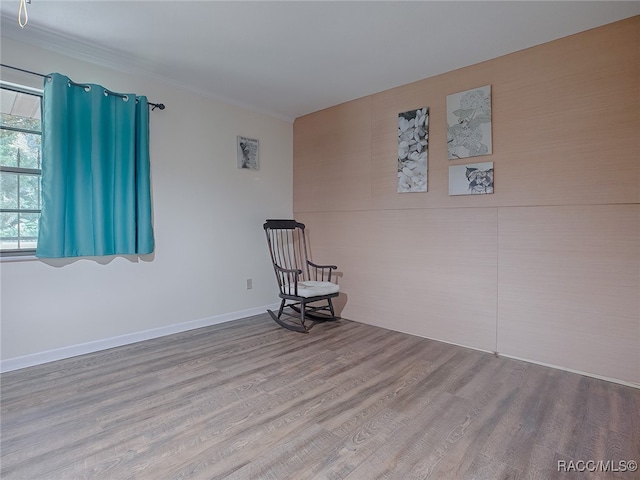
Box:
285;281;339;298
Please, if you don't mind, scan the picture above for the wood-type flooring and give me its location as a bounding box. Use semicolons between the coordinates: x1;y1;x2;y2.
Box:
2;314;639;479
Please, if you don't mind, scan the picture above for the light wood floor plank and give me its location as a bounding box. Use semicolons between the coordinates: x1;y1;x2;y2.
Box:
2;314;639;479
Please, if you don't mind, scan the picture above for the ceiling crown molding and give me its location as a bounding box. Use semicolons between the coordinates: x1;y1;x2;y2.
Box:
0;16;294;123
1;16;153;75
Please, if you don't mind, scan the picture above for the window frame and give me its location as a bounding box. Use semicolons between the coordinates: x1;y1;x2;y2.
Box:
0;81;44;257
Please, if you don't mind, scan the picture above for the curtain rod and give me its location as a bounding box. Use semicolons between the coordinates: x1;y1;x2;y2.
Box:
0;63;166;111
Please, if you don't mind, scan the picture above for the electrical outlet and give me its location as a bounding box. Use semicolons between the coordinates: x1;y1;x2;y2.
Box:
246;278;252;290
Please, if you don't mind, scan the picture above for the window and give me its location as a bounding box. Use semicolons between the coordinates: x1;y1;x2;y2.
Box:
0;83;43;255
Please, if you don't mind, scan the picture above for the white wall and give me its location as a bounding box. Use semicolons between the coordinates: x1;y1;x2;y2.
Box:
0;37;293;368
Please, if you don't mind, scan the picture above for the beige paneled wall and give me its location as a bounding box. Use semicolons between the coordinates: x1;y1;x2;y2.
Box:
497;205;639;383
293;17;639;385
297;209;498;352
293;97;372;212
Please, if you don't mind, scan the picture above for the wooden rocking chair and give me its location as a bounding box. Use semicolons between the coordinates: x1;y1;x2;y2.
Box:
263;219;340;332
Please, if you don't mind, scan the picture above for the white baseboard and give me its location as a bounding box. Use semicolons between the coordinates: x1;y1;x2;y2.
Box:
6;308;636;389
0;303;280;373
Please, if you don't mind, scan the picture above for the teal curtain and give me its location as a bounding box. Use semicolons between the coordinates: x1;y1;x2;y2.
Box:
36;73;154;258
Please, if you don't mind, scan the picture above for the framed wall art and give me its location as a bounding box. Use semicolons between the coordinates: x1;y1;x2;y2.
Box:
449;162;494;195
237;136;259;171
397;106;429;193
447;85;492;160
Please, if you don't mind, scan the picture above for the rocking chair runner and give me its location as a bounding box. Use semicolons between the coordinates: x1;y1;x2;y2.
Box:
264;219;340;332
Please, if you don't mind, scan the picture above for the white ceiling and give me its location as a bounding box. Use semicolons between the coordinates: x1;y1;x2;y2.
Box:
1;1;638;122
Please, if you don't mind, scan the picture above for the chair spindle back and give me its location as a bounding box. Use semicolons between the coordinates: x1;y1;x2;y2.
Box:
264;220;310;293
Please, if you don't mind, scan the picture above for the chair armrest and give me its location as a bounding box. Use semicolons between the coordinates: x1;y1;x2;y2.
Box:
307;260;337;282
308;261;337;270
273;264;303;296
274;264;303;275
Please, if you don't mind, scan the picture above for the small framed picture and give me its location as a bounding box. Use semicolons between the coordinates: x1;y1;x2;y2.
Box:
449;161;494;195
237;136;259;170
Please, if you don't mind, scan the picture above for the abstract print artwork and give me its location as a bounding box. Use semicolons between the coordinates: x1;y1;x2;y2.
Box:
237;136;259;170
447;85;492;160
397;107;428;193
449;162;494;195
